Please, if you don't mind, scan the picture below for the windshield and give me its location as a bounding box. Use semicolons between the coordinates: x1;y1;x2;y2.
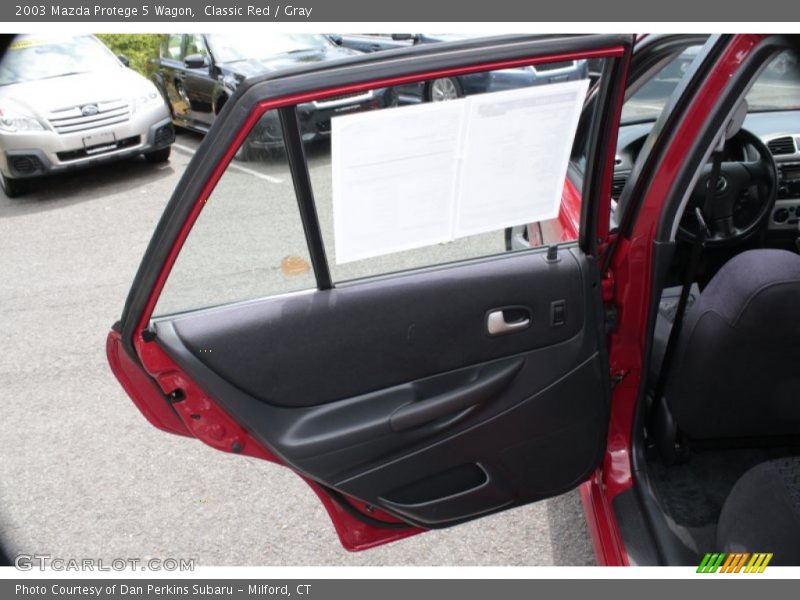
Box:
622;48;800;124
206;34;334;63
0;35;120;86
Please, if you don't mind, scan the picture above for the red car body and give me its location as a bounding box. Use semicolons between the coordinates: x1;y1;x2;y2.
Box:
579;34;765;565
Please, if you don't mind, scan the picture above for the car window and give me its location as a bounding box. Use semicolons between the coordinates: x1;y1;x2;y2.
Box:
163;34;183;61
621;45;703;124
184;35;208;59
205;33;333;63
155;57;609;315
746;50;800;111
621;47;800;124
307;62;596;281
155;112;315;317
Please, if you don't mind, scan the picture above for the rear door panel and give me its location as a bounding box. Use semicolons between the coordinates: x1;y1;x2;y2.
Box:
110;34;632;548
152;247;607;527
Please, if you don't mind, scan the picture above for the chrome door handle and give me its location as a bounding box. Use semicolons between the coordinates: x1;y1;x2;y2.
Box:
486;308;531;336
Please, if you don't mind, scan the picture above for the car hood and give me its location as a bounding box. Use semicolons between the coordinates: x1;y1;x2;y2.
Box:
218;45;361;79
0;68;153;115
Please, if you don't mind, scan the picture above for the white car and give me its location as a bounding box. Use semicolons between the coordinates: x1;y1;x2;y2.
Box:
0;35;174;197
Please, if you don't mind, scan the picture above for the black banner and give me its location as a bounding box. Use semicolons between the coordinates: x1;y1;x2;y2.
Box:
0;0;796;22
4;579;800;600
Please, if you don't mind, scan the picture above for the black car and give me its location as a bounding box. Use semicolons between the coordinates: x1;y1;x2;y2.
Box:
151;34;396;157
335;34;589;103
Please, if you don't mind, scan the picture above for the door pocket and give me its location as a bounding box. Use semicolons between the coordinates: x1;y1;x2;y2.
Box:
379;463;514;526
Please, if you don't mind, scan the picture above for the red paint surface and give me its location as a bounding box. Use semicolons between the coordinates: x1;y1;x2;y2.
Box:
305;483;422;551
106;330;188;437
579;476;628;566
558;178;582;241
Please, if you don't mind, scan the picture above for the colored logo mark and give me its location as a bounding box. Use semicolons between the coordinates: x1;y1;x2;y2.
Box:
697;552;773;573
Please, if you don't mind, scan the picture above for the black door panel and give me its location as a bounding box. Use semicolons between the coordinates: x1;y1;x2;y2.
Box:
152;246;609;527
339;357;606;526
168;249;588;407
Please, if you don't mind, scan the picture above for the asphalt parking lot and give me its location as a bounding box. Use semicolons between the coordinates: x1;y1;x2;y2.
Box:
0;130;596;566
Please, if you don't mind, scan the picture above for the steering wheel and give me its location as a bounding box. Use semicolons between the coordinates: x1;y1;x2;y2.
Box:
677;129;778;246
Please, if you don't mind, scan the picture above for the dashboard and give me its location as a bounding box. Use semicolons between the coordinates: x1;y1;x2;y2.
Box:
613;109;800;233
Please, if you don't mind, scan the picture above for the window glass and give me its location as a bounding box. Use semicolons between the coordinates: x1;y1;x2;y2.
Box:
154;111;316;317
184;34;208;59
746;50;800;111
205;33;333;63
163;34;183;61
619;46;800;124
622;45;702;124
307;58;597;282
157;57;606;315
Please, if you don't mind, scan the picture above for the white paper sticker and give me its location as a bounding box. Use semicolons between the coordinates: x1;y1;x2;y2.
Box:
454;79;590;237
331;78;589;264
331;100;464;264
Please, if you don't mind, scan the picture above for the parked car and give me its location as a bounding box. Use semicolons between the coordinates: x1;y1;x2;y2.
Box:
335;33;589;102
0;34;174;198
109;34;800;566
151;33;397;158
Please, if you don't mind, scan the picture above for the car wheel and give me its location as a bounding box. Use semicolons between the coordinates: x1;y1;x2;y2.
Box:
426;77;462;102
0;172;27;198
144;147;171;163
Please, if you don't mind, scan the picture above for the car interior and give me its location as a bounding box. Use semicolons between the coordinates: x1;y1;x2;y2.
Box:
618;38;800;565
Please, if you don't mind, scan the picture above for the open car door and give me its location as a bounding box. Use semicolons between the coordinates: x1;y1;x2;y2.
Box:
108;34;633;550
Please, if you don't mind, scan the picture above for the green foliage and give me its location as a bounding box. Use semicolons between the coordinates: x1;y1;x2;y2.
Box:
94;34;161;77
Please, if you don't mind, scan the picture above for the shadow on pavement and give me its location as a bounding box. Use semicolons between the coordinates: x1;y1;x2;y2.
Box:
546;490;597;566
0;155;176;219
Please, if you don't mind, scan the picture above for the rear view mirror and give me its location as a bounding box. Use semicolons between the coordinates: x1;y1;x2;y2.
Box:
117;54;130;67
184;54;208;69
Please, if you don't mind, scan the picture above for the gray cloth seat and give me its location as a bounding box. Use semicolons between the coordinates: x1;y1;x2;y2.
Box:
717;457;800;565
664;249;800;440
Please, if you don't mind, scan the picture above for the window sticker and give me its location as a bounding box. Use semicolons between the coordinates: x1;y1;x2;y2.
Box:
331;78;589;264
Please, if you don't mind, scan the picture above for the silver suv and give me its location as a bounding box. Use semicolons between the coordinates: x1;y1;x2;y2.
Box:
0;35;174;197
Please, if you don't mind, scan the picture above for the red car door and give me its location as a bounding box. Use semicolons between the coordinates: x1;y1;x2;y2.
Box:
108;34;633;550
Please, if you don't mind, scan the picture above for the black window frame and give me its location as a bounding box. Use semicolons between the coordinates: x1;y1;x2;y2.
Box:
119;34;634;358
